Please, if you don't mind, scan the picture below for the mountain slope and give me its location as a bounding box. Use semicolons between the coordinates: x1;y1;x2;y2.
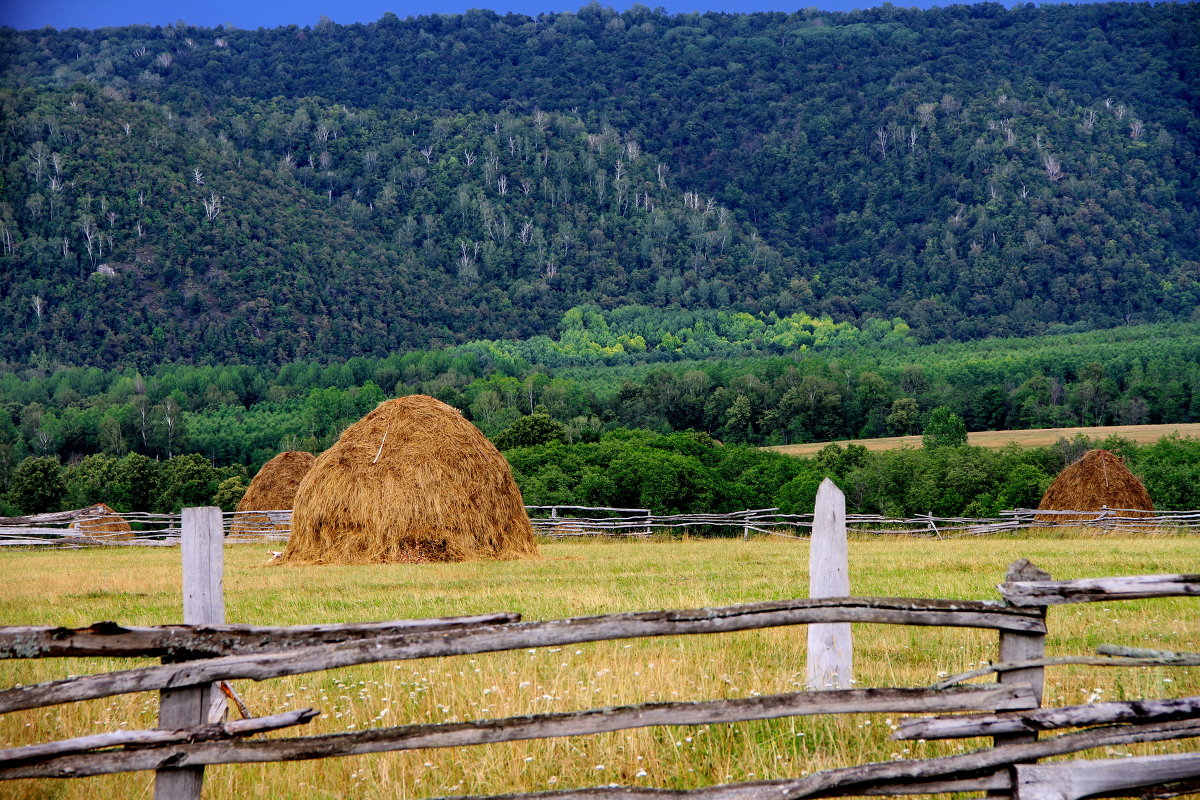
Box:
1;3;1198;366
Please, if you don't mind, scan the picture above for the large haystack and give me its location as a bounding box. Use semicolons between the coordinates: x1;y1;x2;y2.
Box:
283;395;538;564
69;503;133;540
233;451;316;535
1035;449;1154;523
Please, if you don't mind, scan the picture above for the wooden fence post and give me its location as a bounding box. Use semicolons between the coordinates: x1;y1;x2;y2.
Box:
155;507;224;800
807;478;852;690
994;559;1048;755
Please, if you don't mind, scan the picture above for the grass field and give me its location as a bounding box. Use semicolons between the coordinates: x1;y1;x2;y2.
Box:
762;422;1200;458
1;536;1197;799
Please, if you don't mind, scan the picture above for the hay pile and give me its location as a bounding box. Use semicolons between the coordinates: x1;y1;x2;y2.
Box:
1035;449;1154;523
69;503;133;539
282;395;538;564
233;451;316;535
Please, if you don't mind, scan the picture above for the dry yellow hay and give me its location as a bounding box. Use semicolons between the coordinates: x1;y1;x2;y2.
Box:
233;451;315;535
1035;449;1154;523
68;503;133;540
282;395;538;564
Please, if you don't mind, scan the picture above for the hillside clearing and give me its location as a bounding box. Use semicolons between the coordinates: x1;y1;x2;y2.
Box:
763;423;1200;458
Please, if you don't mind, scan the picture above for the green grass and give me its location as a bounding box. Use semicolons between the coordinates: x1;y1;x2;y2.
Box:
1;536;1197;799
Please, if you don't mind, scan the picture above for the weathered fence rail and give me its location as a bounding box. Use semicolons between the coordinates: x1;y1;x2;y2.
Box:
5;505;1200;548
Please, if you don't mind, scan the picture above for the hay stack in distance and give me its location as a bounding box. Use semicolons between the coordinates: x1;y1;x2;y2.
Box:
1035;449;1153;523
283;395;538;564
69;503;133;539
234;451;316;535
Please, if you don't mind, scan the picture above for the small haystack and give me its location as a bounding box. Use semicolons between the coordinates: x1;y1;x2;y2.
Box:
69;503;133;540
1035;449;1154;523
283;395;538;564
233;451;316;535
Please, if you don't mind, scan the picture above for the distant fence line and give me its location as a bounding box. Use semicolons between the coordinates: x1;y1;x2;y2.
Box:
1;504;1198;548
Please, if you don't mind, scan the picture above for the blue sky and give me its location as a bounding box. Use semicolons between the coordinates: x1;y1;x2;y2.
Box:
0;0;1081;31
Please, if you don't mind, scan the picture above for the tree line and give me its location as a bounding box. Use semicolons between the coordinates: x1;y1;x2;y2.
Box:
1;316;1199;476
6;426;1200;521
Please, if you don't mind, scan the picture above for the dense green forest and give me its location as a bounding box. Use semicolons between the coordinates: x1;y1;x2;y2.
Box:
2;314;1199;468
3;316;1200;517
7;425;1200;521
2;3;1199;367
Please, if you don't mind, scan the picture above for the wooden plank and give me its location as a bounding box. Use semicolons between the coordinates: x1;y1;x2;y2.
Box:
4;710;1196;786
934;653;1200;690
0;613;522;659
0;709;317;766
0;684;1007;780
0;598;1044;714
155;506;223;800
1014;752;1200;800
808;479;852;690
1000;573;1200;607
894;695;1200;740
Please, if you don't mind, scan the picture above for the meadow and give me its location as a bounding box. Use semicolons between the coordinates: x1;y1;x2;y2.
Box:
1;535;1197;799
763;423;1200;458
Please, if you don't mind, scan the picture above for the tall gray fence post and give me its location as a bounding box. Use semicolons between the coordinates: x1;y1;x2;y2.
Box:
807;478;852;690
992;557;1049;790
155;507;225;800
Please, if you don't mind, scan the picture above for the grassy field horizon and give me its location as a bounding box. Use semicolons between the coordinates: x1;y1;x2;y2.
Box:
1;536;1196;798
762;422;1200;458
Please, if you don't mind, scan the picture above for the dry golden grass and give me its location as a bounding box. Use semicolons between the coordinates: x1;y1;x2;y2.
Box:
0;536;1196;799
763;422;1200;457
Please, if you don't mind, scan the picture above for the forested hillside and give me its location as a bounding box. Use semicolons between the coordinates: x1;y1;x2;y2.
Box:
2;2;1199;368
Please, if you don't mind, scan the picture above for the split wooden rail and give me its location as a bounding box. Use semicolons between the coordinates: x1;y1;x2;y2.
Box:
0;525;1197;798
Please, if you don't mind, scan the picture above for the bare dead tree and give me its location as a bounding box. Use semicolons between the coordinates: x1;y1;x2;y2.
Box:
875;125;889;157
29;142;46;183
497;175;508;195
202;193;222;221
80;217;98;267
161;398;180;458
463;150;476;167
1042;154;1064;182
193;167;204;185
420;145;434;164
1130;119;1144;140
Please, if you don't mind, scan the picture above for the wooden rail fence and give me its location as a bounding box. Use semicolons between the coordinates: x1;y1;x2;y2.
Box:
5;505;1200;548
1;509;1197;798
